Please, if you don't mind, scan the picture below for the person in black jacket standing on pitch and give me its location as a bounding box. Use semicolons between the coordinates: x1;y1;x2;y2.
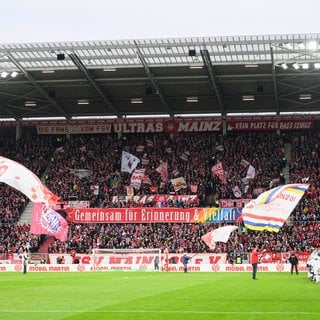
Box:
288;252;299;275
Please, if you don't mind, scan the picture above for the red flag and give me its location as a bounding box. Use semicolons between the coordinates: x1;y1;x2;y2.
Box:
30;203;68;241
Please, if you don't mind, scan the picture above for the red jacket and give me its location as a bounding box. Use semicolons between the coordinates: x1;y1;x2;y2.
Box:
250;248;261;264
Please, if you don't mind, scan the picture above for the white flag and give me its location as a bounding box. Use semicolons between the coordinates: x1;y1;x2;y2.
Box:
121;151;140;174
201;226;238;250
246;164;256;179
0;156;59;206
242;183;309;232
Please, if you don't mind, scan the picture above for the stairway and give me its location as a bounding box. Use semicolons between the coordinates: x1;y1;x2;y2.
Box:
37;235;55;254
282;143;291;183
18;200;34;225
18;174;47;225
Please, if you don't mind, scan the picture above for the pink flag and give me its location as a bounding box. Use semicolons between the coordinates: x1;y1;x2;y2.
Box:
201;226;238;250
30;203;69;241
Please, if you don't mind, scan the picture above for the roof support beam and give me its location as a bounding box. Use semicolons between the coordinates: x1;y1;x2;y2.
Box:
5;52;70;119
279;97;320;110
270;46;280;115
68;53;121;117
200;49;225;115
0;102;16;118
277;81;320;96
134;41;174;117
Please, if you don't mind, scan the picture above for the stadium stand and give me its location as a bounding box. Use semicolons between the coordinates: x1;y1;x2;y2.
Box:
1;128;319;262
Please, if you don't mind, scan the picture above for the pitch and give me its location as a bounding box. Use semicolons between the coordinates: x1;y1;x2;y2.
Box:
0;271;318;320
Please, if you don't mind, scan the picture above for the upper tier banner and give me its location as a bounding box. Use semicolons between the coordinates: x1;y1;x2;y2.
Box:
28;117;315;134
36;118;222;134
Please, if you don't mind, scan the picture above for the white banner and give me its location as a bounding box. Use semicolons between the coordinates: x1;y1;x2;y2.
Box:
0;263;308;273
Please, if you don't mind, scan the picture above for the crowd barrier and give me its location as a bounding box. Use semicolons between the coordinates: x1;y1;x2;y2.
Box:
0;263;308;273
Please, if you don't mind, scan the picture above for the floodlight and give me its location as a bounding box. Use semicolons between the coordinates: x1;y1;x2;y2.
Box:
307;41;317;50
1;71;9;78
10;71;18;78
77;99;89;105
131;98;143;104
299;94;311;100
186;97;198;103
292;63;300;70
242;95;255;101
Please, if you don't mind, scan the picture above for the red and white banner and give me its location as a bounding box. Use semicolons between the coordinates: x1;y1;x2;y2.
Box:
35;118;223;134
1;116;316;132
111;194;199;205
66;207;200;223
219;199;251;208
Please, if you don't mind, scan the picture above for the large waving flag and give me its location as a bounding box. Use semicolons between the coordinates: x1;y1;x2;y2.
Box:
30;203;68;241
242;183;309;232
202;225;238;250
121;151;140;174
0;156;59;206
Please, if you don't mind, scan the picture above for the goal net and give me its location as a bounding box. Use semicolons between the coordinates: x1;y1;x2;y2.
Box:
91;248;162;272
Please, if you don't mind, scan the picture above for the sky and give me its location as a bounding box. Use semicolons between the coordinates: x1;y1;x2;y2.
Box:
0;0;320;44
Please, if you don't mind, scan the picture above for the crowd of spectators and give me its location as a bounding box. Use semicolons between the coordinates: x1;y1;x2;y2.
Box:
0;129;320;259
0;135;56;258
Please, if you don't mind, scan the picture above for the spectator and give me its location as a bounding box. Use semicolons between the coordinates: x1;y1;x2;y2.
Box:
250;244;265;280
182;253;192;273
288;252;299;275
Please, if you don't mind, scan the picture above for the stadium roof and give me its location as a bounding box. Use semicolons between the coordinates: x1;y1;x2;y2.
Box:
1;33;320;120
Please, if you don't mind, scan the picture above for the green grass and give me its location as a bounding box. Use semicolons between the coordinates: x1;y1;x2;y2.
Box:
0;271;318;320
